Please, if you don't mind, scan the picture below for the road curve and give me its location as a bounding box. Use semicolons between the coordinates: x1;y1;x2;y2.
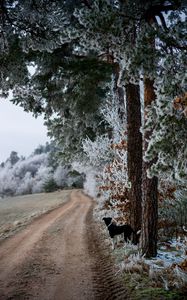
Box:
0;190;127;300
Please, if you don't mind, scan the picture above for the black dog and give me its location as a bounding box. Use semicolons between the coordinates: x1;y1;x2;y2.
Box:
103;217;139;246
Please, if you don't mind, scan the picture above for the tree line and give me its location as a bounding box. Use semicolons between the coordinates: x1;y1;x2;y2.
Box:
0;144;83;197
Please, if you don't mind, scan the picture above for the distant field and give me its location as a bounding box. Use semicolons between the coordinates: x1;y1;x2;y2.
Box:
0;190;74;241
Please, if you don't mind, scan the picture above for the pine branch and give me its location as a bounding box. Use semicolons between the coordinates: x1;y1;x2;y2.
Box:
82;0;92;9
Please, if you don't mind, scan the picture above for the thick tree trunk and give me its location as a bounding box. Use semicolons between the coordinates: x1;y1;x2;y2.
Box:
141;78;158;257
126;83;142;242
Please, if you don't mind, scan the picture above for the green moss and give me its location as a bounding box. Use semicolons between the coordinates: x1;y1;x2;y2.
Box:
122;273;186;300
136;288;184;300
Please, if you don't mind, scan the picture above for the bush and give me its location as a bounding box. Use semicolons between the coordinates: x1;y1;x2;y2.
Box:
43;178;59;193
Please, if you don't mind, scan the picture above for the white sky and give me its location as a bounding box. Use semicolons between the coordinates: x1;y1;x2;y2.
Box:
0;98;50;163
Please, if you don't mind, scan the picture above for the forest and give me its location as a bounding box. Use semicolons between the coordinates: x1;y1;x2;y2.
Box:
0;0;187;296
0;143;83;197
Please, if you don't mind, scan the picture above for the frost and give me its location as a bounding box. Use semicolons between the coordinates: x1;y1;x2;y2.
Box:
0;146;82;197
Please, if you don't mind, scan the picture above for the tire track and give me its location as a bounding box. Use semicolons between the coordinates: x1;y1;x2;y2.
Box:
0;191;128;300
85;197;127;300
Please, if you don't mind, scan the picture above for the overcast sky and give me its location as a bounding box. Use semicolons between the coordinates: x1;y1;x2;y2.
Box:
0;98;50;163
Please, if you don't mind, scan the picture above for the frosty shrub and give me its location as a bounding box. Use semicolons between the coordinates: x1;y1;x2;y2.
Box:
158;186;187;239
43;178;59;193
81;78;130;220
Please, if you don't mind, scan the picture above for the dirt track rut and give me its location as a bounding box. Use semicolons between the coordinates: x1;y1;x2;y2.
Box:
0;190;127;299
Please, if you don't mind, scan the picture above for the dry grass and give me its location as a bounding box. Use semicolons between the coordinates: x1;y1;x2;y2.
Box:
111;240;187;299
0;190;74;241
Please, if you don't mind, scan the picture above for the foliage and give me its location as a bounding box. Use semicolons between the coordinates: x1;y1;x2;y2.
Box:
0;1;114;162
81;80;131;221
43;178;59;193
0;149;51;197
73;0;187;184
145;52;187;183
8;151;20;166
0;0;186;177
0;143;83;197
158;187;187;239
13;52;112;161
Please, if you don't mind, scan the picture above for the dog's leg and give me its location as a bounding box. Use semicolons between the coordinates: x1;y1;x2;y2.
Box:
116;234;122;246
112;236;117;250
111;238;115;250
113;239;115;250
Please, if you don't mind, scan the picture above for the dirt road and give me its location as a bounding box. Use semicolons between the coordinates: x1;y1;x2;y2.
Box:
0;190;126;300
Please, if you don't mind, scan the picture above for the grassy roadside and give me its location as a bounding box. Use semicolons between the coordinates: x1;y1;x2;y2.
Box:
112;246;187;300
122;273;186;300
0;190;74;241
97;218;187;300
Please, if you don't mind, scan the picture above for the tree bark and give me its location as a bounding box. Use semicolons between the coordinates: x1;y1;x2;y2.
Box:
141;78;158;257
126;83;142;242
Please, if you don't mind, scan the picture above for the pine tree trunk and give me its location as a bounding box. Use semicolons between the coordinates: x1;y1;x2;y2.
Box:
126;83;142;242
141;78;158;257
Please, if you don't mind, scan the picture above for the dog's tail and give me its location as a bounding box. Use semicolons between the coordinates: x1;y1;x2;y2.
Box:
131;228;141;235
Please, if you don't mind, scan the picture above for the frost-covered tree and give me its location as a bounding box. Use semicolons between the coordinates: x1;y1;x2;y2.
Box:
0;0;186;258
12;51;112;161
4;0;142;247
5;151;20;166
0;151;51;196
72;0;187;256
81;80;130;220
0;143;82;197
1;146;56;196
140;5;187;257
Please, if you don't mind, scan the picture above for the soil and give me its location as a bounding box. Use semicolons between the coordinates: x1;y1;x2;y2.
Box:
0;190;127;300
